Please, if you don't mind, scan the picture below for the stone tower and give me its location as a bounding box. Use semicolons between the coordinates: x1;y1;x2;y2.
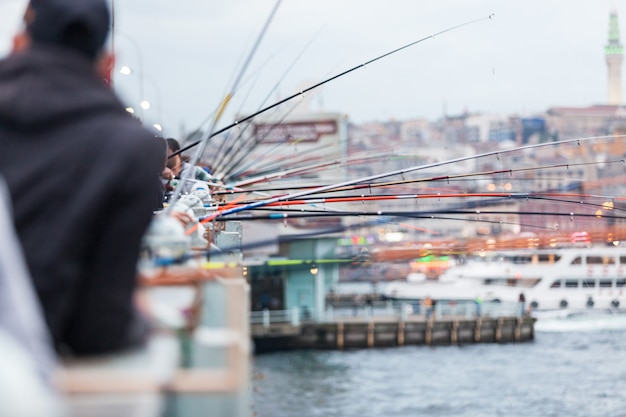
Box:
606;7;624;105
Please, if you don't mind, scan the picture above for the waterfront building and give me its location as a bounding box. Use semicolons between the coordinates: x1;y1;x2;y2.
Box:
240;111;347;317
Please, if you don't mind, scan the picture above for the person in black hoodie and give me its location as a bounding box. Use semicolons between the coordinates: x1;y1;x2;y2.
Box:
0;0;166;356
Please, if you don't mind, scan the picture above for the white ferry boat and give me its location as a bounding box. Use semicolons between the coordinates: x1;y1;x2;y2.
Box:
382;246;626;311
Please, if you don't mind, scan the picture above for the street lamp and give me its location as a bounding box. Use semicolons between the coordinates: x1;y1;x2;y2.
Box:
124;107;160;131
119;65;163;131
115;31;145;119
119;64;144;120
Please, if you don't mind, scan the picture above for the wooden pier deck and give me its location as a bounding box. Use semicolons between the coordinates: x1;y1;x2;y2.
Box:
252;315;535;352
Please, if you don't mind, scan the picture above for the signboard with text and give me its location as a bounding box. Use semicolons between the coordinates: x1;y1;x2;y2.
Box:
254;120;338;144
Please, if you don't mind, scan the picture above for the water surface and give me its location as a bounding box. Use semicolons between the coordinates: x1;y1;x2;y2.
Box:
252;328;626;417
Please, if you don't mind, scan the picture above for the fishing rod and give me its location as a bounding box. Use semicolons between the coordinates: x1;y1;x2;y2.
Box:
188;8;297;141
197;135;625;221
202;159;621;231
190;46;287;158
214;209;626;243
211;157;613;196
280;155;626;198
220;185;626;211
218;59;349;180
226;155;356;189
209;72;267;171
210;191;593;226
227;151;402;189
232;140;613;201
196;189;625;243
217;96;324;180
164;0;282;213
210;195;626;232
221;191;626;210
216;66;342;181
158;189;626;267
154;207;572;267
211;177;531;196
212;28;325;176
225;143;336;182
169;14;495;160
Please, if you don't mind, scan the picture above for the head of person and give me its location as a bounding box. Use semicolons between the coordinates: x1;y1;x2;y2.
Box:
165;138;182;170
165;138;181;154
12;0;114;81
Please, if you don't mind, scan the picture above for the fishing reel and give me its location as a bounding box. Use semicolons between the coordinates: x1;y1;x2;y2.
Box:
139;184;218;271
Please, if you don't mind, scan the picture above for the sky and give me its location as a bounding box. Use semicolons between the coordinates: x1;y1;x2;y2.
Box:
0;0;623;138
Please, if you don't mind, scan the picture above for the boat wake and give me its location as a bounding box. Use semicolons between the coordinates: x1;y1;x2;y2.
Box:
534;309;626;332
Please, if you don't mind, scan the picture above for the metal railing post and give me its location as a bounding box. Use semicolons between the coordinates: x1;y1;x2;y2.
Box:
262;308;270;328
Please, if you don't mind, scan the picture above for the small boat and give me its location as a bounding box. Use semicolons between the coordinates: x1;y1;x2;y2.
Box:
382;246;626;313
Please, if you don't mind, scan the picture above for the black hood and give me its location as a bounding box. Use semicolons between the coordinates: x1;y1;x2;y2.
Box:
0;45;122;130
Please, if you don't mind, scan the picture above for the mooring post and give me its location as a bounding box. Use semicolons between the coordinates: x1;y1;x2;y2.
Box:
425;320;433;346
496;317;503;342
451;321;459;345
367;322;375;347
397;321;405;346
474;318;482;343
337;322;344;349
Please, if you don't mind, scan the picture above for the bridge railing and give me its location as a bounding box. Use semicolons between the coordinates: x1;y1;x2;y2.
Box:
250;307;301;327
250;300;524;327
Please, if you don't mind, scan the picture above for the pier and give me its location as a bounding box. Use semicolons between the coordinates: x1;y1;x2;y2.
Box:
251;300;535;352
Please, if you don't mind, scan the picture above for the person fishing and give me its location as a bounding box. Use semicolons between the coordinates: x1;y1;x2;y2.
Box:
164;137;217;200
0;0;165;356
